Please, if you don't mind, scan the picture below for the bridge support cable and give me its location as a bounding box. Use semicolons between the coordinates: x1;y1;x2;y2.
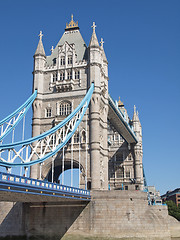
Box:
39;163;42;180
85;112;88;190
62;147;65;185
0;84;94;171
71;135;73;187
78;126;81;188
52;156;54;183
0;90;37;142
20;115;26;176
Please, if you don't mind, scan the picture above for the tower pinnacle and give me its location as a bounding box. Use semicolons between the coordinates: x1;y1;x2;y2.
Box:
100;38;104;47
89;21;99;47
91;22;96;32
34;31;46;56
38;31;43;41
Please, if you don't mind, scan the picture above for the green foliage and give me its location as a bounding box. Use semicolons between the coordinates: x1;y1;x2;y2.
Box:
166;200;180;221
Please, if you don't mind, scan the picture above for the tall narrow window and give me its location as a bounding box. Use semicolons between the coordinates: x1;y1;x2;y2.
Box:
75;70;80;79
46;108;52;118
74;133;79;143
60;71;65;80
126;171;130;178
53;72;58;82
128;154;132;161
60;56;65;66
53;58;56;66
67;70;72;80
68;55;72;65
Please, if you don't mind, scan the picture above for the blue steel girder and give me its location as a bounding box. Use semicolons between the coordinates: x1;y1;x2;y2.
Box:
0;90;37;141
0;84;94;167
108;95;138;144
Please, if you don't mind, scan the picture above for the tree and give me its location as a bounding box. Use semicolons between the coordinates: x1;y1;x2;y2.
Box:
166;200;180;221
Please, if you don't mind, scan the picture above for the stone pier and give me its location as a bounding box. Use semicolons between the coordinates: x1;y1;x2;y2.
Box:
0;190;180;239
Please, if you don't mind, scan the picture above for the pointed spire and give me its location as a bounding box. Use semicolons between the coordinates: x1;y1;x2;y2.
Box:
89;22;99;47
132;105;139;122
35;31;46;56
100;37;108;63
51;46;54;54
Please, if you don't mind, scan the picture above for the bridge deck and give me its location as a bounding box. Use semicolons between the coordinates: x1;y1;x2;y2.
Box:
0;172;91;202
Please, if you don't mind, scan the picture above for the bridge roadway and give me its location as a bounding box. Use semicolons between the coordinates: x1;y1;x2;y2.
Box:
0;172;90;202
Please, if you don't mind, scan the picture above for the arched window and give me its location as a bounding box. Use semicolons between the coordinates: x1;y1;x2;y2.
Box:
53;72;58;82
74;132;79;143
82;130;86;142
67;70;72;80
59;102;72;116
60;56;65;66
68;55;72;65
60;71;65;80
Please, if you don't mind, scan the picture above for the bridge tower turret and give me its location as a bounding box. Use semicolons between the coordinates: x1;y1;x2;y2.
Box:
31;31;46;178
88;23;109;190
132;106;144;190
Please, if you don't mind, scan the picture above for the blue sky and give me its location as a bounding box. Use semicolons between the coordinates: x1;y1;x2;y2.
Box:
0;0;179;194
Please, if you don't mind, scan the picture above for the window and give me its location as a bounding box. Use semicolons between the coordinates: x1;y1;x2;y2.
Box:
53;72;58;82
46;108;52;118
126;171;130;178
68;55;72;65
74;133;80;143
128;154;132;161
60;71;65;80
75;70;80;79
114;134;119;142
116;168;124;178
53;58;56;66
60;56;65;66
67;70;72;80
59;102;72;116
82;130;86;142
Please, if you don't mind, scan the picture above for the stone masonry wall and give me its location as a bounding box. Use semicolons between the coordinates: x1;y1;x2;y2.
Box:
0;191;179;239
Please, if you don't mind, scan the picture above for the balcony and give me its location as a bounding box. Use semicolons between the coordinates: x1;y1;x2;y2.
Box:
50;79;75;92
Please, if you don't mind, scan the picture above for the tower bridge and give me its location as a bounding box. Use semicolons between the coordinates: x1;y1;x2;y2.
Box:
0;15;143;193
0;16;169;240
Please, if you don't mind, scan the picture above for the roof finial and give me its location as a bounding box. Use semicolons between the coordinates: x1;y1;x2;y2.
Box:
51;46;54;54
91;22;96;32
38;31;43;41
65;14;79;30
100;38;104;47
118;97;124;107
134;105;136;113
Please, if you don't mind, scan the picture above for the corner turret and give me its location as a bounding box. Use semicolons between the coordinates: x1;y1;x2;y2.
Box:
33;31;46;93
132;105;143;190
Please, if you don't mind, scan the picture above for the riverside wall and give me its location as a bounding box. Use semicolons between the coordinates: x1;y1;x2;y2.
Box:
0;190;179;239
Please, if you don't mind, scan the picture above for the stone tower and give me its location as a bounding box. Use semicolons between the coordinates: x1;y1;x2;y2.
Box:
31;16;109;190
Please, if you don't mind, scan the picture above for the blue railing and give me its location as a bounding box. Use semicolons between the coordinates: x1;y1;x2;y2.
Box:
0;172;91;201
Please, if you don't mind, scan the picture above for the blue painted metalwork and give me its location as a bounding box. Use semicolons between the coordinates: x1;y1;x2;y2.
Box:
0;172;91;201
0;90;37;141
108;94;138;143
0;84;94;167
